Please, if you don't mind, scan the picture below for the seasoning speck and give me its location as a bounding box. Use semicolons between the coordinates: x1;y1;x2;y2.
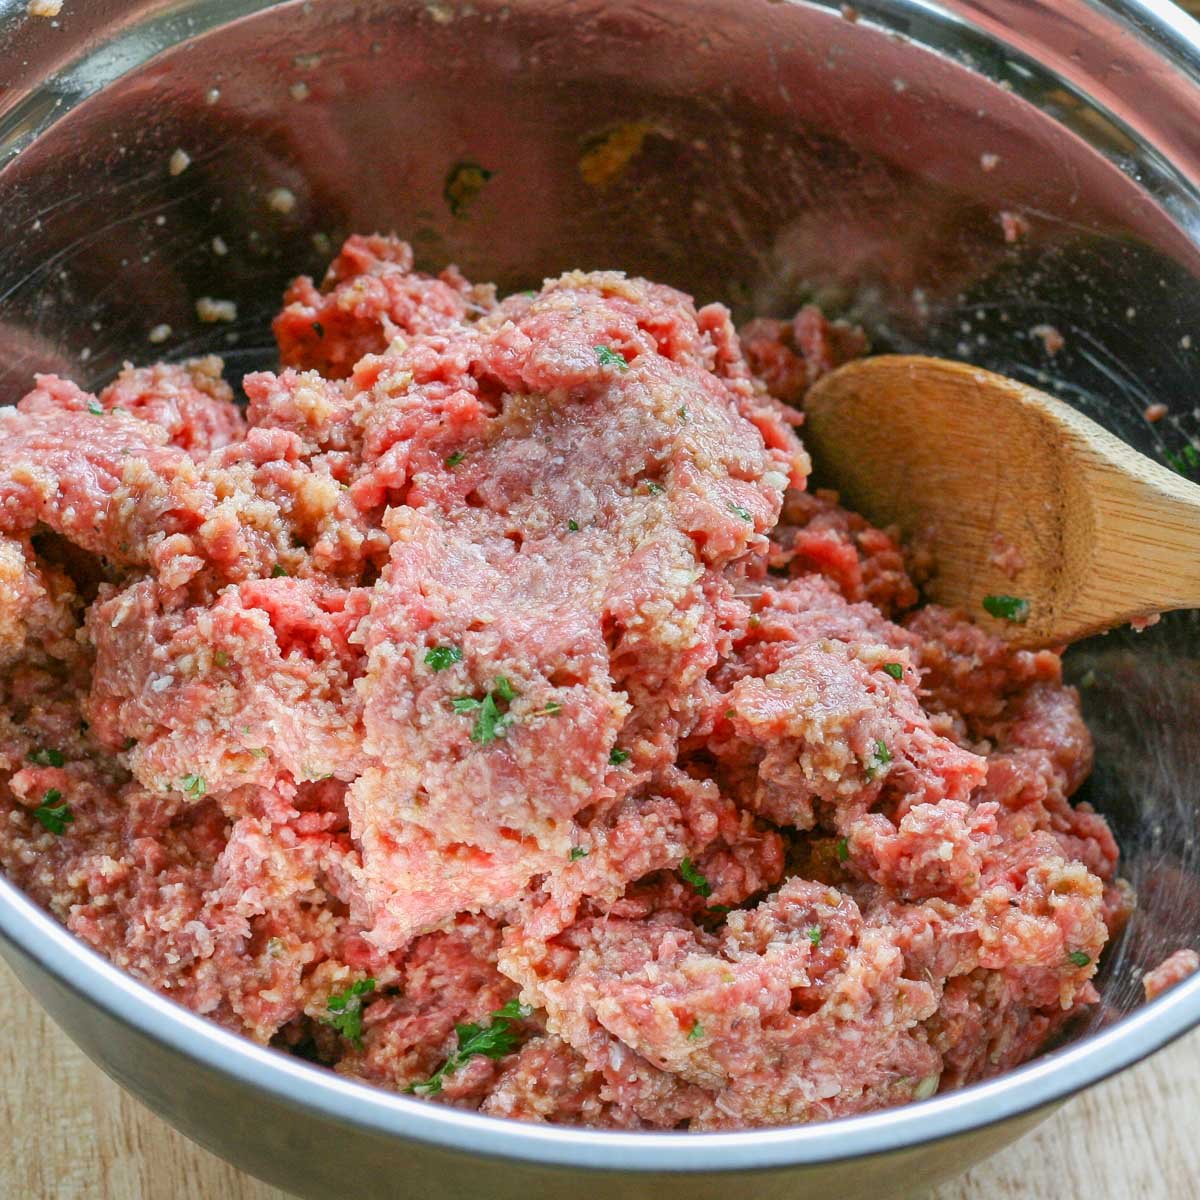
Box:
147;323;172;345
168;149;191;177
28;0;63;18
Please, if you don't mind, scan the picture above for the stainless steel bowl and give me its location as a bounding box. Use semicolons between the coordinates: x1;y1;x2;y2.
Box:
2;2;1199;1197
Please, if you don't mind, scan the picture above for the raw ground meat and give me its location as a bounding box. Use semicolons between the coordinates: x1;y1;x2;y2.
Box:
1143;950;1199;1002
0;239;1148;1128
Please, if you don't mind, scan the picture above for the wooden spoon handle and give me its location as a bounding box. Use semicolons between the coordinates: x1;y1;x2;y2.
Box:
1057;403;1200;637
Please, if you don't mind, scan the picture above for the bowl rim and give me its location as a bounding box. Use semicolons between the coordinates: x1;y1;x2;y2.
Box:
1;0;1200;1175
2;870;1199;1172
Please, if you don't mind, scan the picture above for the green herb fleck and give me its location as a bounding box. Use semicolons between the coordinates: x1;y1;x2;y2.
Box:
679;856;712;898
677;406;689;422
569;846;588;861
179;773;206;797
982;594;1030;623
407;999;532;1096
608;746;631;765
1068;951;1091;968
322;977;377;1047
1164;442;1200;476
865;740;893;780
728;503;753;523
645;481;665;495
535;701;563;717
28;747;65;768
452;678;519;744
249;747;268;759
445;450;466;468
87;400;105;416
687;1021;704;1042
34;789;73;835
213;650;229;668
444;160;494;218
270;564;288;578
424;644;463;672
835;838;850;862
807;926;822;948
567;519;580;532
882;662;904;680
595;345;629;371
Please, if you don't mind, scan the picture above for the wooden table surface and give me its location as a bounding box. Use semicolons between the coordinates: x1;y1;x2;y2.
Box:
2;956;1197;1199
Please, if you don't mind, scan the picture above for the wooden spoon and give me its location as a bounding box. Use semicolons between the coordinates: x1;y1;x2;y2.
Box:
802;355;1200;648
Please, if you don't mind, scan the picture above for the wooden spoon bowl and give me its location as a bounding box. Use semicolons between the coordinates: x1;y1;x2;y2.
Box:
803;355;1200;648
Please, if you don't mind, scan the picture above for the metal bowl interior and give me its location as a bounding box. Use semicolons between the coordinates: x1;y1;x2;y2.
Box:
1;1;1199;1197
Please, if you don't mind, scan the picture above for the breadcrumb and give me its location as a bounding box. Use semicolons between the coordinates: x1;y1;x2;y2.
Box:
1030;323;1064;356
27;0;63;16
195;297;238;324
267;187;297;215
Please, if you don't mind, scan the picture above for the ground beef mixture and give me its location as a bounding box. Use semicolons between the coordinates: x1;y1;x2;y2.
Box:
0;237;1136;1128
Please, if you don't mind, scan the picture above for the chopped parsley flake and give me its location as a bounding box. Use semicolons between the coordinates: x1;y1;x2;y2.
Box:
677;406;689;422
595;345;629;370
1068;951;1091;968
444;160;494;218
569;846;588;861
982;594;1030;623
34;789;73;835
445;450;465;468
567;519;580;532
835;837;850;862
213;650;229;668
687;1021;705;1042
608;746;631;765
645;481;665;495
534;701;563;717
728;503;753;522
87;400;105;416
28;747;64;768
679;856;712;898
407;999;532;1096
424;644;463;672
865;740;892;779
270;564;288;578
807;926;822;948
882;662;904;680
179;773;206;797
322;977;376;1047
1164;442;1200;475
453;678;519;744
